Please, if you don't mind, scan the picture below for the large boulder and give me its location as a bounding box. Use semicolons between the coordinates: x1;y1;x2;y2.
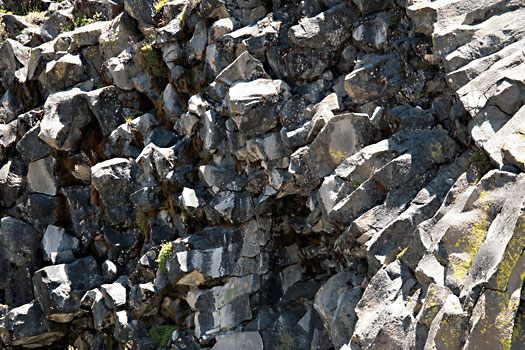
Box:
91;158;138;227
33;256;104;323
38;88;95;151
0;301;64;348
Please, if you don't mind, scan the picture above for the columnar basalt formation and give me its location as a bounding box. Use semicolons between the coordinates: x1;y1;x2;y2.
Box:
0;0;525;349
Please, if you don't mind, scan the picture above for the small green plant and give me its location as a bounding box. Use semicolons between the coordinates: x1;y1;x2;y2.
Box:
470;148;492;182
25;9;46;24
61;11;102;32
156;241;173;273
148;325;177;347
138;36;169;82
276;329;298;350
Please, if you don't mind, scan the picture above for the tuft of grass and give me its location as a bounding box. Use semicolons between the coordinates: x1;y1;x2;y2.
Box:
148;325;177;347
156;241;173;273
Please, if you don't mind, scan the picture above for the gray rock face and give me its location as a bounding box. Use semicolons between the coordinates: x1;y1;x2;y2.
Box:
123;0;155;34
39;53;86;93
41;225;79;263
0;301;64;348
353;0;392;15
2;0;525;349
99;11;141;62
226;79;290;137
91;158;138;227
314;272;361;349
27;156;57;196
33;256;103;323
289;4;356;50
38;88;94;151
211;332;263;350
0;216;42;296
16;124;53;162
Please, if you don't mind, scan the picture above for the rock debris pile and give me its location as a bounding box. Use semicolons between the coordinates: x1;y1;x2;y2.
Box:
0;0;525;349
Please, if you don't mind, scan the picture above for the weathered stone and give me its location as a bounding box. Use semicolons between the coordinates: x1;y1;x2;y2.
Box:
54;20;110;52
0;161;22;208
0;119;17;151
162;83;184;124
102;48;141;90
74;0;124;20
39;53;85;93
41;225;79;264
16;124;53;162
0;90;24;124
288;3;355;50
344;54;401;105
0;301;64;348
314;272;362;349
0;216;42;267
91;158;138;227
129;282;161;318
353;15;392;51
14;193;59;232
114;310;147;346
38;88;94;151
101;282;127;309
226;79;290;137
123;0;155;34
424;294;468;349
215;51;269;88
61;186;99;242
353;0;392;15
33;256;103;322
285;48;336;81
88;86;145;135
27;156;57;196
211;332;263;350
0;39;30;95
102;260;118;283
99;11;141;62
289;113;380;188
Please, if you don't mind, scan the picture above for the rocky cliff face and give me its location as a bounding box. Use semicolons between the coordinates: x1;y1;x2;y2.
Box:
0;0;524;349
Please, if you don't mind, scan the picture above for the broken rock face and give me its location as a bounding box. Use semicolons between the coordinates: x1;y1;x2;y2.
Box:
2;0;525;349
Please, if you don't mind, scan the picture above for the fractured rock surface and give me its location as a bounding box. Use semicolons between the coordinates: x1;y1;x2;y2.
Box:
1;0;525;349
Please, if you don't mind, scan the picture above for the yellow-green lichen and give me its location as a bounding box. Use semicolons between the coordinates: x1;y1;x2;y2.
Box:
450;213;489;280
494;216;525;291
